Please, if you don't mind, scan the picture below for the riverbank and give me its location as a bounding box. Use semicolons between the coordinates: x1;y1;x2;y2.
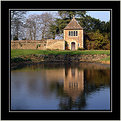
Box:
11;50;110;69
98;56;110;64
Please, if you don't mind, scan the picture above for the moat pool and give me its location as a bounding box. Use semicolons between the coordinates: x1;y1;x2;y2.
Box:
11;62;110;111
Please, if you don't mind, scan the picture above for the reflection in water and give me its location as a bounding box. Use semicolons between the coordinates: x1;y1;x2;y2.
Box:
11;63;110;110
64;68;84;101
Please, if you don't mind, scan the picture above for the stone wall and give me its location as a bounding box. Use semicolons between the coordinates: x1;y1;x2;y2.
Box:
11;40;47;50
11;39;65;50
46;39;65;50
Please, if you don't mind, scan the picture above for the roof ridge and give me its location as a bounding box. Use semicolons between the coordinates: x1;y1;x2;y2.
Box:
64;16;83;30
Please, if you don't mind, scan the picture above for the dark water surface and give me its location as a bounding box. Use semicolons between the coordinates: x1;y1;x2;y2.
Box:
11;62;110;111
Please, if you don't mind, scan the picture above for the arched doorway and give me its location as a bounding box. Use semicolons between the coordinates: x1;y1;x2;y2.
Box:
71;42;75;50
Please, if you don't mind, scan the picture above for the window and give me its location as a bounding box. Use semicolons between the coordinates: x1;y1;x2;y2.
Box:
69;31;71;36
76;31;78;36
71;31;73;36
68;31;78;36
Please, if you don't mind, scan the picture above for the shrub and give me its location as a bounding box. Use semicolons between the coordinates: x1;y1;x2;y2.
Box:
36;44;41;49
11;57;32;63
47;49;51;51
85;39;90;50
66;48;70;50
65;41;69;50
22;38;26;40
13;36;18;40
11;57;25;63
19;42;22;47
78;48;84;50
105;43;110;50
26;58;32;61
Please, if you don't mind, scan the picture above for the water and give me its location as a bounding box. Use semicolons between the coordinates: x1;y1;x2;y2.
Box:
11;62;110;111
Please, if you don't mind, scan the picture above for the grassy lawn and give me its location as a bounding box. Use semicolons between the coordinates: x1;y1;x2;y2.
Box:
11;49;110;58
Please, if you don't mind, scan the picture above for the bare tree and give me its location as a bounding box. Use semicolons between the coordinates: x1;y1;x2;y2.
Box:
11;11;27;40
25;14;42;40
25;13;54;40
40;13;53;39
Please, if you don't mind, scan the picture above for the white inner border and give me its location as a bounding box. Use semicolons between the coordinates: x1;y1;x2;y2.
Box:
9;9;112;113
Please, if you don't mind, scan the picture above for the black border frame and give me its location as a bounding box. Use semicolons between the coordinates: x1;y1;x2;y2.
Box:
9;9;112;112
1;1;120;120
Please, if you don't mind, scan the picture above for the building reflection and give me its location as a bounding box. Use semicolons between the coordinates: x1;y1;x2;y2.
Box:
45;69;65;82
40;66;84;101
12;66;84;100
44;66;84;101
64;68;84;101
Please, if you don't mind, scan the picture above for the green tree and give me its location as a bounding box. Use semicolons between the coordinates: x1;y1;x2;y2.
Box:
85;30;110;50
79;15;110;35
54;11;86;36
48;24;57;39
58;11;86;20
79;15;101;33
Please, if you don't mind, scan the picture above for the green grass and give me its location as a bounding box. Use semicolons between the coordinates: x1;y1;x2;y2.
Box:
11;49;110;58
100;56;110;61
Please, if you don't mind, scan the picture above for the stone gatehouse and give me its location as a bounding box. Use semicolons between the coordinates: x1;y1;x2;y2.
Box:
11;16;83;50
64;16;83;50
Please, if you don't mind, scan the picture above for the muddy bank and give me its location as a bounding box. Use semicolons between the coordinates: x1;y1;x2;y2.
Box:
11;54;110;69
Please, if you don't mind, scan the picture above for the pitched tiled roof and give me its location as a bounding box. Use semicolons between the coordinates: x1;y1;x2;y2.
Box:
64;16;83;30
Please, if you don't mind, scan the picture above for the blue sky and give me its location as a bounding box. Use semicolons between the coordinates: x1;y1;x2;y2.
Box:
27;11;110;22
87;11;110;22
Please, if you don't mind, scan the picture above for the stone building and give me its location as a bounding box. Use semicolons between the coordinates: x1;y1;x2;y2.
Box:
64;16;84;50
11;16;84;50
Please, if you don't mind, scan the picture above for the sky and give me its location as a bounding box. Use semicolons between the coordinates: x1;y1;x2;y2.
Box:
26;11;110;22
87;11;110;22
